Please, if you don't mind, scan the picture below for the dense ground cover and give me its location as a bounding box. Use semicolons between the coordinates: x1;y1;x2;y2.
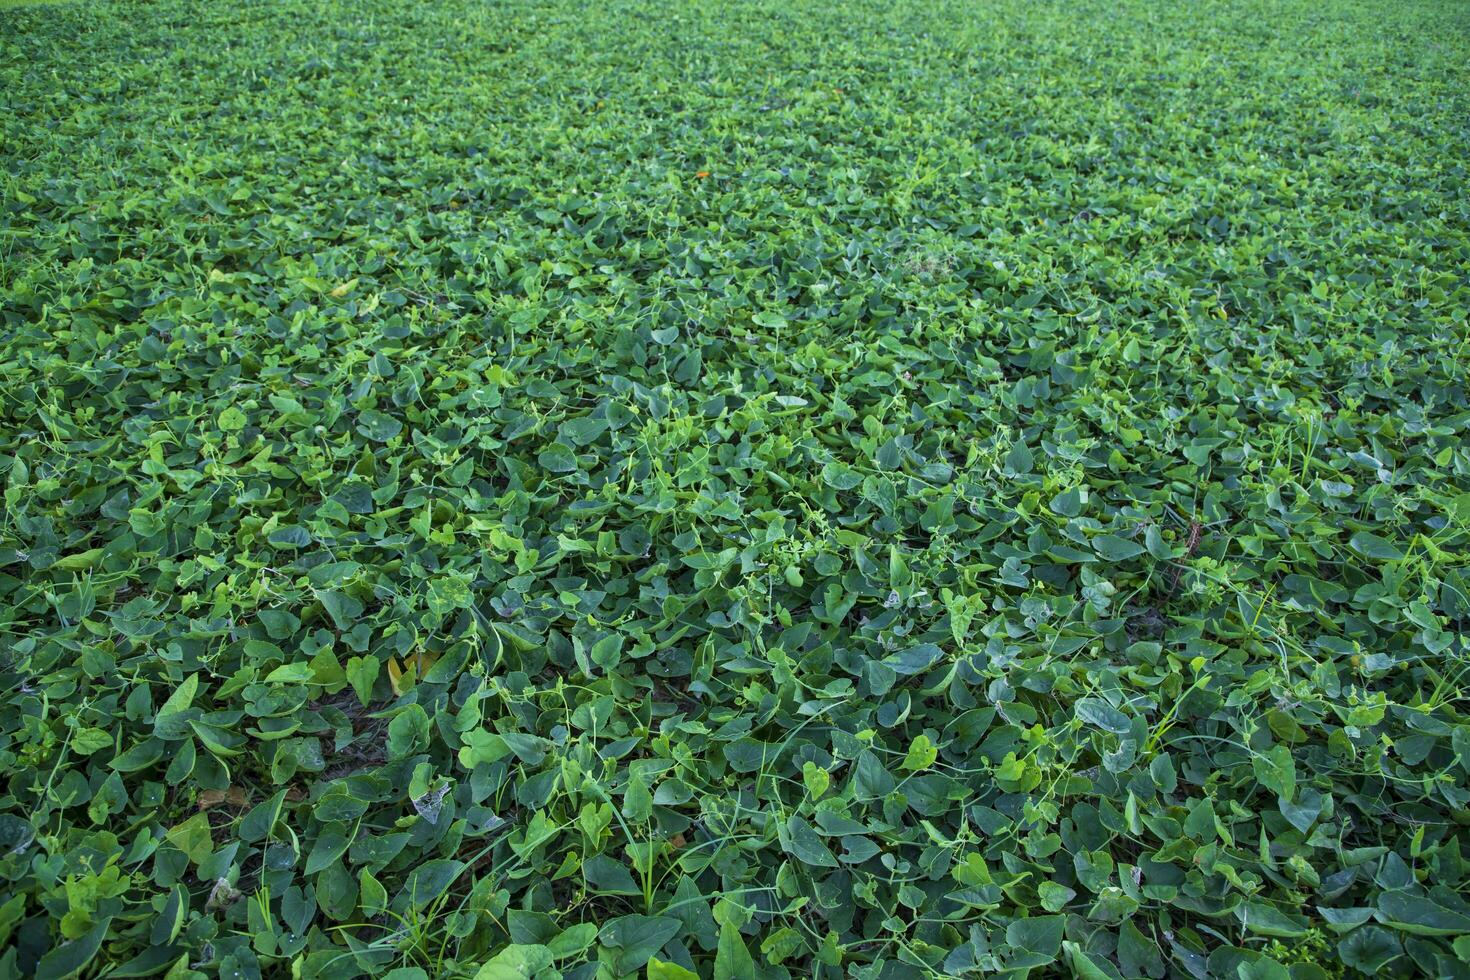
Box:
3;0;1470;976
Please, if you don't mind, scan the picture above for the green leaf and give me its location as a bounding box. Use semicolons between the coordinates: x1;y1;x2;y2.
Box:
715;920;755;980
647;957;700;980
387;704;430;760
360;869;388;917
852;751;896;800
1117;917;1162;977
318;589;364;630
356;409;403;442
265;663;315;684
1004;440;1033;473
472;944;554;980
239;789;287;842
782;815;839;868
1337;926;1402;973
267;524;312;549
560;416;609;446
108;737;164;772
1238;900;1310;937
585;855;640;895
538;443;579;473
600;915;682;973
590;633;624;671
399;860;465;910
1252;744;1297;803
1049;487;1085;517
157;673;199;718
1063;940;1125;980
35;918;112;979
1075;697;1131;734
1038;881;1075;912
882;642;945;676
1348;532;1405;562
1005;914;1064;957
163;812;213;863
1093;534;1145;561
306;824;353;874
0;815;35;859
70;727;113;756
346;655;379;706
547;922;598;958
623;768;653;822
1375;892;1470;935
1317;906;1374;933
820;461;864;490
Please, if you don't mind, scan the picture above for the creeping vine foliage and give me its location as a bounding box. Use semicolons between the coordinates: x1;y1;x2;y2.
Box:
3;0;1470;977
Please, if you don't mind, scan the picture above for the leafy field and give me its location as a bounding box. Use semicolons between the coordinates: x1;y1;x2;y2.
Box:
3;0;1470;977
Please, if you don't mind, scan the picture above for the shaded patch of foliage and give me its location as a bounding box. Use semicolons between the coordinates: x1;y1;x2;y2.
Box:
3;0;1470;977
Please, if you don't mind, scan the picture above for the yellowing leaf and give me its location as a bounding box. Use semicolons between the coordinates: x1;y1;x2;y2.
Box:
902;733;938;771
388;652;440;695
